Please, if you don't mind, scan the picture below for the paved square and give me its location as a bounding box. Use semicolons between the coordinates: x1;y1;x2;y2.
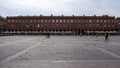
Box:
0;36;120;68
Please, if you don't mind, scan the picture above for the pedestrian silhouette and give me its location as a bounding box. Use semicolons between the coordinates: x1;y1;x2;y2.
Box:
105;33;109;42
46;33;50;38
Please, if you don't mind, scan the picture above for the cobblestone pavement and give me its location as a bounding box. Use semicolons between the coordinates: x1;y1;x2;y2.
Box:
0;35;120;68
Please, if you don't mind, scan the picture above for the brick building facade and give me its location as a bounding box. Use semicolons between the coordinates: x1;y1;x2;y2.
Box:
6;15;119;34
0;15;119;35
0;16;6;33
117;17;120;32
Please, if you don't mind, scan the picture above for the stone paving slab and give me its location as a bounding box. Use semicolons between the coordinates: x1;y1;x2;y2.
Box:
13;45;119;60
1;60;120;68
0;36;120;68
97;45;120;56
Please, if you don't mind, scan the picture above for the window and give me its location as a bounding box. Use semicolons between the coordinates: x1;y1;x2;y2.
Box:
89;20;92;23
56;19;58;23
112;20;114;22
63;25;66;27
37;20;39;23
108;25;110;28
104;20;107;23
63;20;66;23
56;24;58;27
104;24;106;27
21;20;23;23
60;19;62;23
74;20;77;23
41;20;44;23
26;20;29;23
45;19;47;23
11;25;14;28
11;20;14;23
37;24;40;28
96;24;99;27
82;20;84;22
67;20;70;23
60;25;62;28
100;20;103;23
52;20;54;23
78;20;80;23
19;20;21;23
111;25;114;27
34;20;36;23
97;20;99;23
52;25;54;28
108;20;110;23
26;25;29;28
71;20;73;23
48;19;51;23
86;24;87;26
89;24;92;27
8;20;10;22
15;20;17;23
30;20;32;23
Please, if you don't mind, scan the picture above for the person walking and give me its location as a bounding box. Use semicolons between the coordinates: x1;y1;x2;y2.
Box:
105;33;109;42
46;33;50;38
48;33;50;38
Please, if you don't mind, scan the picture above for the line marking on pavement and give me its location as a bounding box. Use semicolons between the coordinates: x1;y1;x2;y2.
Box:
4;60;120;64
1;41;42;63
11;60;120;63
89;45;120;59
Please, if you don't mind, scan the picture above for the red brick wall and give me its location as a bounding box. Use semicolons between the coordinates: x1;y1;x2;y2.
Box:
6;15;119;32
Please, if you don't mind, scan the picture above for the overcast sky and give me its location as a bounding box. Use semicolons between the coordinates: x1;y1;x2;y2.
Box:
0;0;120;17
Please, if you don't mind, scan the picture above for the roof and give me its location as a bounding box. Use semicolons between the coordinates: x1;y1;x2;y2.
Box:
6;15;115;19
0;16;5;21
